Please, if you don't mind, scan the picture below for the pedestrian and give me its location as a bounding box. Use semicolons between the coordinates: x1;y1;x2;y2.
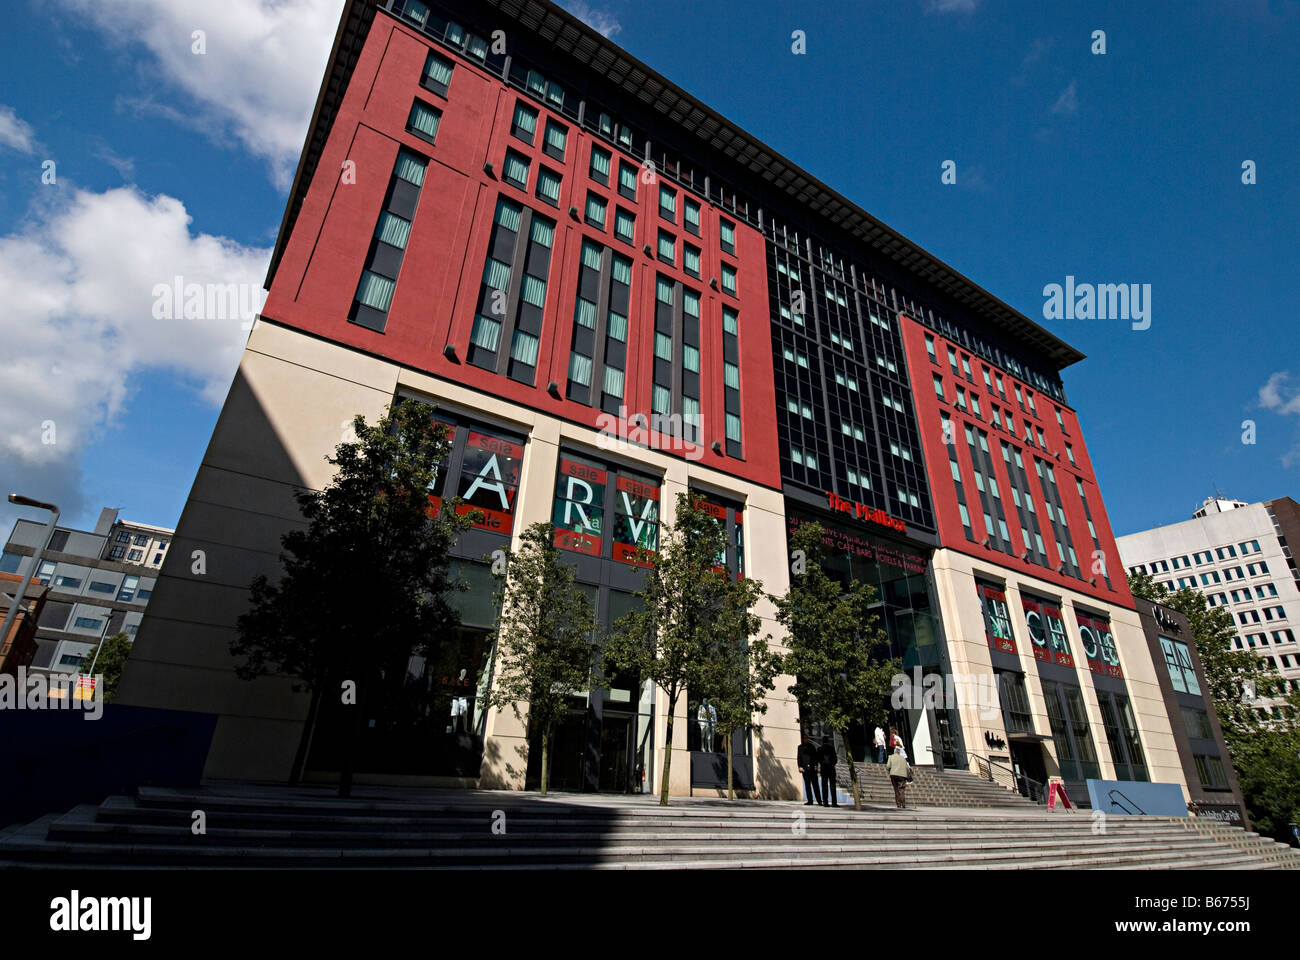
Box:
818;736;838;807
797;733;822;806
886;745;912;809
873;724;886;764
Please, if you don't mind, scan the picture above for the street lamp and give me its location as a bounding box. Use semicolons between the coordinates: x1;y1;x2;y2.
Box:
0;494;61;651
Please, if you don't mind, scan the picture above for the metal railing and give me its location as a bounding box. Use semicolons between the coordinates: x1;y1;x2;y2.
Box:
970;753;1047;804
1107;788;1146;816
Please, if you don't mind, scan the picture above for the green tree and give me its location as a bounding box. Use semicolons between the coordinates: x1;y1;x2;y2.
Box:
481;522;597;795
1128;571;1300;842
89;631;132;703
605;492;746;806
773;521;899;811
232;400;477;797
695;580;781;800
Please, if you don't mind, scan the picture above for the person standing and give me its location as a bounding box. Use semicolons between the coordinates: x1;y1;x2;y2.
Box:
797;733;822;806
817;737;839;807
886;746;912;809
873;725;886;764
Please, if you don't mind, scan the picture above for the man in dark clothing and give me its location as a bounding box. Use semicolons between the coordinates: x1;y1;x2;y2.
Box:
817;737;838;807
797;734;822;806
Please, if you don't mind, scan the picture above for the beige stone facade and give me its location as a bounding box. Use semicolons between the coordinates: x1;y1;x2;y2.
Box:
118;320;804;798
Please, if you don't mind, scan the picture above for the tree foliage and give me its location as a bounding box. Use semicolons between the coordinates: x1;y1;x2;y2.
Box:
481;522;597;795
773;521;899;811
1128;571;1300;842
232;399;477;795
91;631;132;704
694;576;781;799
605;492;761;805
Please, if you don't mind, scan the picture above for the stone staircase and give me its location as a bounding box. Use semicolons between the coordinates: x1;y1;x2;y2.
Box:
837;762;1040;809
1;783;1297;869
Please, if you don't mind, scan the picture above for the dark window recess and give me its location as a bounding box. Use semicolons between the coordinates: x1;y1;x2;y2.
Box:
349;149;427;333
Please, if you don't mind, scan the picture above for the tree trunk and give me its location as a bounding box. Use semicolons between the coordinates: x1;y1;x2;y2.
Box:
841;728;861;811
726;729;734;800
660;714;674;806
540;727;550;796
289;683;323;786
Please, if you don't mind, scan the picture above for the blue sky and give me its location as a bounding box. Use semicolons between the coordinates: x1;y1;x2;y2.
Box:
1;0;1297;543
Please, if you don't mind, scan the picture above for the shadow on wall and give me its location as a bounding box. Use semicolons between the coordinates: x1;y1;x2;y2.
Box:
478;734;530;790
113;360;318;781
756;734;798;801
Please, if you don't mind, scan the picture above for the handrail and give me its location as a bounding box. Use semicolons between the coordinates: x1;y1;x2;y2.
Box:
970;752;1046;803
1107;788;1146;816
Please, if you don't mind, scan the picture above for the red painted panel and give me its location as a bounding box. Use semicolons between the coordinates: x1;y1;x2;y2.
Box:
262;13;780;490
898;313;1134;609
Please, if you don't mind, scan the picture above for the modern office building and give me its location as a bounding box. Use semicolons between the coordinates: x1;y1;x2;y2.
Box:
0;508;169;674
1130;596;1247;824
1117;496;1300;719
117;0;1186;803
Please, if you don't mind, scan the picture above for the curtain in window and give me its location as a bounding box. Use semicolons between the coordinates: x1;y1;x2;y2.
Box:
603;365;624;398
356;271;395;311
529;218;554;247
726;413;741;442
684;247;700;274
574;298;596;329
683;291;699;317
611;257;631;285
424;55;453;89
495;198;521;230
685;203;699;230
585;195;605;224
590;148;610;178
471;314;501;351
682;345;700;373
408;103;441;139
503;153;529;186
724;363;739;389
482;258;511;291
512;103;536;136
376;212;412;249
581;241;603;270
545;123;567;155
537;170;560;203
652;385;670;414
723;309;738;335
606;311;627;341
654;333;673;360
520;274;547;308
656;277;674;303
569;352;593;386
394;150;427;186
510;330;539;366
682;396;699;429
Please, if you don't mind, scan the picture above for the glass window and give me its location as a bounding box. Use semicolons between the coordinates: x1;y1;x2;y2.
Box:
684;199;700;235
659;185;676;222
721;264;737;296
589;145;611;184
618;162;637;200
355;271;396;312
719;219;735;253
536;167;561;205
614;207;635;244
421;51;454;97
375;211;412;249
511;101;537;143
457;429;524;534
407;100;441;143
585;192;607;228
683;244;701;278
503;149;530;189
657;231;674;265
394;149;427;185
543;120;567;161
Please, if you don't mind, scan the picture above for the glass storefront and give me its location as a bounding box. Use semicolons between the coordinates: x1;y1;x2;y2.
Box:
785;505;949;766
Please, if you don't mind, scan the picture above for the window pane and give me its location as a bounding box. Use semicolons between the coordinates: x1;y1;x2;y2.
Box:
394;149;427;185
510;330;539;365
529;218;554;247
654;333;673;360
574;298;596;328
375;211;412;249
424;53;453;88
590;146;610;178
356;271;395;311
722;309;738;335
726;413;741;441
482;258;511;290
408;102;441;140
724;362;739;389
471;314;501;351
603;365;624;398
611;256;631;285
568;352;592;386
652;384;670;414
607;310;627;341
537;169;561;203
520;274;547;308
683;344;700;373
494;198;521;231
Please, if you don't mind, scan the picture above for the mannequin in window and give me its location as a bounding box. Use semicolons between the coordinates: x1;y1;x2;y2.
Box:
697;699;717;752
450;669;469;732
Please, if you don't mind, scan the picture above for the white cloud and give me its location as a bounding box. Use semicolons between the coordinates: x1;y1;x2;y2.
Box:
54;0;343;189
556;0;622;37
0;186;270;522
0;105;38;154
1258;371;1300;466
1051;80;1079;116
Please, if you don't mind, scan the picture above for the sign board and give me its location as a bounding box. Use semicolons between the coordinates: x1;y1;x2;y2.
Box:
1194;803;1245;827
1047;781;1073;811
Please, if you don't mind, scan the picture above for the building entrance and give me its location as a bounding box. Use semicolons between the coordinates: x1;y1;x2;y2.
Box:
598;712;636;793
1010;739;1049;799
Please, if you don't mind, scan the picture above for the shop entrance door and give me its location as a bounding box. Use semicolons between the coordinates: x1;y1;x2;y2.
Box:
1010;740;1048;799
598;712;635;793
